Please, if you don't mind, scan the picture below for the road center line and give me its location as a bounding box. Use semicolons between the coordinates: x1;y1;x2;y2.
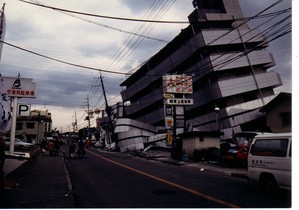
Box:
88;150;240;208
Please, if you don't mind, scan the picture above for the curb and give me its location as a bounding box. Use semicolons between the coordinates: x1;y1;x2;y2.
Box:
156;158;186;166
148;157;248;178
231;172;248;179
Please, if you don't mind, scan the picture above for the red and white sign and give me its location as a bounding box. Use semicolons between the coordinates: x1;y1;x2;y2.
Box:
164;75;193;94
1;77;36;98
165;116;174;129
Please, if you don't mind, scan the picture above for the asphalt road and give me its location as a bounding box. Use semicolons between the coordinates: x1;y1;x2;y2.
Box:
64;146;291;208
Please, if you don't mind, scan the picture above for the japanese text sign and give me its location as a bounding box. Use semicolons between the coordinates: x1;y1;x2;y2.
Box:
163;75;193;94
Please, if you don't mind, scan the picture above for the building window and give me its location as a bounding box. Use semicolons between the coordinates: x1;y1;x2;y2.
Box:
44;123;48;132
280;112;291;127
45;122;52;132
26;122;35;129
16;123;23;130
199;136;204;142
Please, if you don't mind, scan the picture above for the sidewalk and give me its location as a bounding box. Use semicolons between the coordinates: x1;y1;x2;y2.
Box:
3;154;75;208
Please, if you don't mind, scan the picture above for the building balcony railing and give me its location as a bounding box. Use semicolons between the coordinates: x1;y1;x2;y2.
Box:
218;71;282;97
124;106;164;125
202;28;266;46
211;50;275;71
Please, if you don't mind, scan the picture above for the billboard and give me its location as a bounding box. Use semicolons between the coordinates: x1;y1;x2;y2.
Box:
163;75;193;94
1;77;36;98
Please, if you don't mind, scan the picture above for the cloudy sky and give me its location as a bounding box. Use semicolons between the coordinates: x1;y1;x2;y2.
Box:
0;0;292;132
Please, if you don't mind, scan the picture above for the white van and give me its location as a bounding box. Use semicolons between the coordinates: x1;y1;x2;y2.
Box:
247;133;291;192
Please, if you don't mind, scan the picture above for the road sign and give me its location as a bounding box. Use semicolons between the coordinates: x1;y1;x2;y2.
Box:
166;98;193;105
17;104;31;116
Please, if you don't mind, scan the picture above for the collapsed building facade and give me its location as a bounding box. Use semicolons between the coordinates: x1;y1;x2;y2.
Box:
100;0;283;152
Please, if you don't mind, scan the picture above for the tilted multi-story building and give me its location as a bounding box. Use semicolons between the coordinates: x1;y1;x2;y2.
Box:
120;0;282;139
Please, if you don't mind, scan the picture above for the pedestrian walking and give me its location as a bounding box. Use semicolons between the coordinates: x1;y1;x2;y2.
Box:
54;139;60;155
77;139;85;158
0;136;6;207
48;140;55;156
40;138;47;156
85;138;91;149
69;141;76;158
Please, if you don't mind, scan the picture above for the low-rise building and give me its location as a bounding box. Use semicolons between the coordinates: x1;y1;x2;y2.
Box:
259;92;291;133
15;110;52;144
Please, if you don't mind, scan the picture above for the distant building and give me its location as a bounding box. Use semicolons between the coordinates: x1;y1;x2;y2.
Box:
120;0;282;139
15;110;52;143
259;92;291;133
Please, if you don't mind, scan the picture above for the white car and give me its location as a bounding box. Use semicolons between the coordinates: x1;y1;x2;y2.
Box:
5;138;34;151
248;133;291;192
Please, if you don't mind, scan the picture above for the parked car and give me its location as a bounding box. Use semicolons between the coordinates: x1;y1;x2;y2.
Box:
193;147;221;162
5;138;34;151
248;133;291;193
224;144;249;167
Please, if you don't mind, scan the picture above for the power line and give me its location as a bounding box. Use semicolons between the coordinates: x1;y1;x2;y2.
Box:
0;40;130;76
19;0;190;24
2;9;288;81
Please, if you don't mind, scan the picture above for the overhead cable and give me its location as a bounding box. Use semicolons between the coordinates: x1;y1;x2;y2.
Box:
0;40;130;76
19;0;190;24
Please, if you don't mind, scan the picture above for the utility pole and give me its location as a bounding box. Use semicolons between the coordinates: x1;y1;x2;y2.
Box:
75;110;78;132
86;96;91;128
99;72;115;143
72;110;78;132
172;104;177;158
